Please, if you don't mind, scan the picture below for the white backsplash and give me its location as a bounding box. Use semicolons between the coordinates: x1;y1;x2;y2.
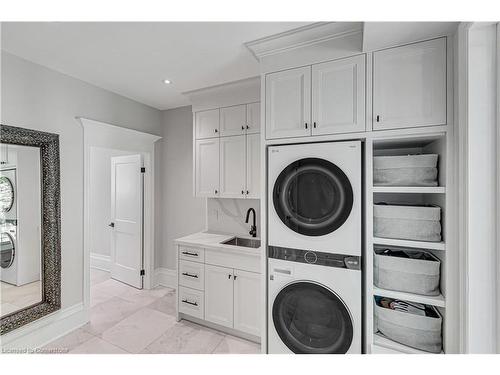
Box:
206;198;261;237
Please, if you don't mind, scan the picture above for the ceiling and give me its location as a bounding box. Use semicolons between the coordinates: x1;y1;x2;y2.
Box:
1;22;308;110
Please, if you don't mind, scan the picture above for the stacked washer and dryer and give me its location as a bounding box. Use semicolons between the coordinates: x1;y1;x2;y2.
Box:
267;141;362;354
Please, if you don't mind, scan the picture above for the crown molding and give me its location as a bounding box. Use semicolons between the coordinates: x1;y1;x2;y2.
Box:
245;22;363;60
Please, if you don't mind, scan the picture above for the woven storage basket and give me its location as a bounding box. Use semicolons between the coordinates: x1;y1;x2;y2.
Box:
374;154;438;186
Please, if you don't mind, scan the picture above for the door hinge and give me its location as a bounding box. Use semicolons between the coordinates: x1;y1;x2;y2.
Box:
140;167;146;173
140;269;145;276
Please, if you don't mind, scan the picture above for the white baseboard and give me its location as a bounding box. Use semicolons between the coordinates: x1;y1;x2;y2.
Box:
0;303;89;350
154;267;176;289
90;252;111;272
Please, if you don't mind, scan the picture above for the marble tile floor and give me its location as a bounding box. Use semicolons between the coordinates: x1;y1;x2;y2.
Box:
42;268;261;354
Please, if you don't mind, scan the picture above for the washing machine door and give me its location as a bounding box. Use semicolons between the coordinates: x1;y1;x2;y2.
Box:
0;232;15;269
272;158;353;236
272;281;353;354
0;175;15;213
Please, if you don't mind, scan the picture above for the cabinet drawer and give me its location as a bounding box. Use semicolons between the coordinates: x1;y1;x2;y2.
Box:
179;245;205;263
178;286;204;320
205;249;260;273
179;260;205;290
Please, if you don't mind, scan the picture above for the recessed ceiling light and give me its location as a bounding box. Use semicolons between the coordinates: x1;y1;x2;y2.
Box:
163;79;172;84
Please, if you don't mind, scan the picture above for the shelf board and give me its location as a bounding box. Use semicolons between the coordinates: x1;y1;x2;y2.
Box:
373;333;443;354
373;286;445;307
372;186;446;194
373;237;446;251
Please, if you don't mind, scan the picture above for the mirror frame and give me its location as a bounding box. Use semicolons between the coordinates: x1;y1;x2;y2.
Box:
0;124;61;335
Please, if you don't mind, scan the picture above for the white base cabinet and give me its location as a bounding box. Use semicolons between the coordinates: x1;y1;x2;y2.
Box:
176;243;261;340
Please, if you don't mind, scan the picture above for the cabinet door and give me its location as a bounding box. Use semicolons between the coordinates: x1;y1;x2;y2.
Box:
246;102;261;134
219;135;246;198
233;270;261;337
312;54;366;135
204;264;234;328
373;38;447;130
265;66;311;139
195;138;219;197
195;109;220;139
246;133;260;199
220;105;247;137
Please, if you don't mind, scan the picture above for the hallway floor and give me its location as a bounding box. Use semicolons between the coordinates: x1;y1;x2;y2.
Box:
43;269;261;354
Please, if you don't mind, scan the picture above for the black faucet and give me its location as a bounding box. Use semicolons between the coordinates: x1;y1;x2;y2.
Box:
245;208;257;238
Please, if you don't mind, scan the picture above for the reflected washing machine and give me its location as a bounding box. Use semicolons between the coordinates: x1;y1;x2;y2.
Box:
0;169;17;221
268;141;361;255
268;246;361;353
0;224;17;284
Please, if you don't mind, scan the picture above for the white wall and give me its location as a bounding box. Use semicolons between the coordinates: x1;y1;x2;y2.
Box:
0;51;162;344
89;146;133;257
156;106;205;269
466;23;498;353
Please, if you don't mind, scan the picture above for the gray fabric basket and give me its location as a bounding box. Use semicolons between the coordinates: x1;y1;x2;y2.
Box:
374;204;442;242
374;154;438;186
374;300;442;353
374;249;441;296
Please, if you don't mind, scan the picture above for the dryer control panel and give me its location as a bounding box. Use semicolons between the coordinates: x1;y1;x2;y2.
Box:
268;246;361;270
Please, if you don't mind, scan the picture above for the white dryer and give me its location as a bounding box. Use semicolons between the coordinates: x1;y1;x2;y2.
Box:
0;169;17;221
268;141;361;256
0;224;17;284
268;246;361;354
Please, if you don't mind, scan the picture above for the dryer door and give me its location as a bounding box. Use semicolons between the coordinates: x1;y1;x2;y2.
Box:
0;175;15;213
272;158;353;236
272;281;353;354
0;232;15;269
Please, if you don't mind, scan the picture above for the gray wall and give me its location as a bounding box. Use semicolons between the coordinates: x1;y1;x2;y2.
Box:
156;106;205;269
1;51;162;309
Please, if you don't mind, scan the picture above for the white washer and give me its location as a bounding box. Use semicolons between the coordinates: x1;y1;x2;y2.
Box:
0;169;17;221
268;247;361;354
268;141;361;256
0;224;17;285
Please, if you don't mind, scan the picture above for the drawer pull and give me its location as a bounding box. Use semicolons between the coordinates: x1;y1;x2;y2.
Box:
182;299;198;306
182;272;199;278
182;251;199;257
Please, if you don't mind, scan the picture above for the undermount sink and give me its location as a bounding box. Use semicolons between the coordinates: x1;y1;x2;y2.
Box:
221;237;261;249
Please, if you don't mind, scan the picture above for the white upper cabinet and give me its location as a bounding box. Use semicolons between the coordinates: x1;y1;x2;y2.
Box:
219;135;246;198
220;105;247;137
373;38;447;130
246;102;261;134
195;109;220;139
312;54;366;135
266;66;311;139
204;264;234;328
233;269;261;337
246;133;260;199
195;138;219;197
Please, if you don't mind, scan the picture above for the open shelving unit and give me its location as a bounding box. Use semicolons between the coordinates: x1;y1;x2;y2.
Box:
364;132;455;354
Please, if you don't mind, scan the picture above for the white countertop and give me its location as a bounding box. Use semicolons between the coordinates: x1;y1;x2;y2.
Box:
174;231;261;256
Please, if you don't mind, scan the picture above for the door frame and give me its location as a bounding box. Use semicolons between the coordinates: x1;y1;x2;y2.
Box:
79;117;161;311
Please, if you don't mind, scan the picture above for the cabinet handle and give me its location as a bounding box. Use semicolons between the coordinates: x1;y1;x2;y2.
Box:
376;115;380;122
246;190;249;195
241;126;245;130
182;251;198;257
215;189;218;194
233;275;238;280
214;128;218;133
182;272;198;278
246;125;249;129
182;299;198;306
305;122;308;129
313;122;317;128
228;274;232;279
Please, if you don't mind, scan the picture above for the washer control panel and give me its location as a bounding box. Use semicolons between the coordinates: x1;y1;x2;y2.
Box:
268;246;361;270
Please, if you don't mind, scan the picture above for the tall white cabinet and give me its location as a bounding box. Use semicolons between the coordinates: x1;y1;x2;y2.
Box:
194;102;261;199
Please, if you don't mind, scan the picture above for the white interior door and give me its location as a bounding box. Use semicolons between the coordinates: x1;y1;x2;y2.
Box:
110;154;144;289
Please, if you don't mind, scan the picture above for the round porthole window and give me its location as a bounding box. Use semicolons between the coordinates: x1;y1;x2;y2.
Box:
272;158;353;236
0;232;15;269
272;282;354;354
0;176;14;213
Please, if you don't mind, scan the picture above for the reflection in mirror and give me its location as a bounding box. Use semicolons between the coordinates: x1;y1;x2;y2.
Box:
0;143;42;318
